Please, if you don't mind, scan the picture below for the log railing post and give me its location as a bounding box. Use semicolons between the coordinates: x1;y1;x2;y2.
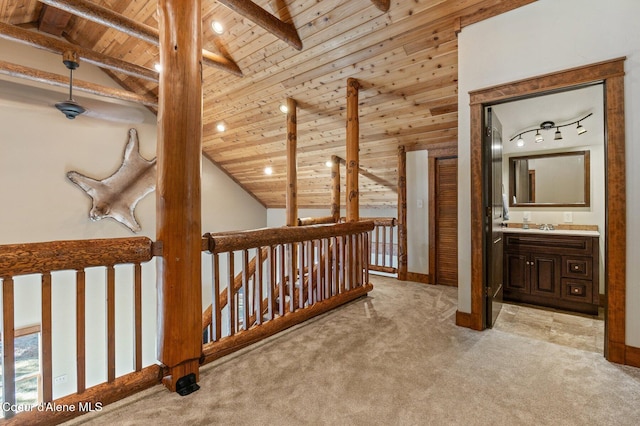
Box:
398;145;408;280
286;97;298;227
156;0;203;393
346;78;360;222
331;155;340;222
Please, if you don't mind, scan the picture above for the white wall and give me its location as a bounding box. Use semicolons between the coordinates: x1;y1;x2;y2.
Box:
458;0;640;345
406;150;429;274
0;39;266;398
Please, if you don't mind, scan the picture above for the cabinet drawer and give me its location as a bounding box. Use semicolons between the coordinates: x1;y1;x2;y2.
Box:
562;256;592;280
561;278;594;304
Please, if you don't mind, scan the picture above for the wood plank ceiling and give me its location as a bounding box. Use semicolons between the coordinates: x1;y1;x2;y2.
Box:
0;0;535;209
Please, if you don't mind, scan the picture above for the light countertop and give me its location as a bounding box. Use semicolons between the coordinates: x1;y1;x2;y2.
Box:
501;227;600;237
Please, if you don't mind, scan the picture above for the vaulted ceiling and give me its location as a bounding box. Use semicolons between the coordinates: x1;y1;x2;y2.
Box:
0;0;535;208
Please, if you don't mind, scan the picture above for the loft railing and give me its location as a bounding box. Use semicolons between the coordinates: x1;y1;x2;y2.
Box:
200;221;374;364
367;217;398;274
0;222;375;424
0;237;160;424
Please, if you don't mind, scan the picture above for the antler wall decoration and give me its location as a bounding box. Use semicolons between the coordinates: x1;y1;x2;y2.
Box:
67;128;156;232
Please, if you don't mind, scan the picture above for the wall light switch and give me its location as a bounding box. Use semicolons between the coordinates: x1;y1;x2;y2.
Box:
563;212;573;223
417;199;423;208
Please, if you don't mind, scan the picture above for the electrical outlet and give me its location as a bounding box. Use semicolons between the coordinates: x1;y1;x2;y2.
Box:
563;212;573;223
417;199;423;208
54;375;67;385
523;211;531;221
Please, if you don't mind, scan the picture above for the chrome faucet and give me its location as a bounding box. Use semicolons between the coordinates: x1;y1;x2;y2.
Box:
539;224;555;231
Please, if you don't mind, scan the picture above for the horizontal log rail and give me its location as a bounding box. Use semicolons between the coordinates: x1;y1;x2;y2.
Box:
201;222;374;363
297;216;336;226
0;237;155;422
204;221;374;253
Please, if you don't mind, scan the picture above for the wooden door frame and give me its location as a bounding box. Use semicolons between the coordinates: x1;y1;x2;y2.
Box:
467;58;627;364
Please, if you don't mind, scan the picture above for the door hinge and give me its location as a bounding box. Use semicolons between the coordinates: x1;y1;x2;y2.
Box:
486;126;492;137
485;286;491;296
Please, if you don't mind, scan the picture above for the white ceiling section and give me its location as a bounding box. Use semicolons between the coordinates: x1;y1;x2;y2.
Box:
492;84;605;155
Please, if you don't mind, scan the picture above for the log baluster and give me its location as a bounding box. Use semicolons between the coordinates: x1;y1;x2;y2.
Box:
298;242;305;309
267;246;275;321
279;244;286;317
287;243;295;313
76;269;86;393
106;266;116;383
242;250;250;330
134;263;142;371
212;254;221;342
306;240;314;305
228;253;236;337
255;248;263;325
2;277;15;419
41;272;53;403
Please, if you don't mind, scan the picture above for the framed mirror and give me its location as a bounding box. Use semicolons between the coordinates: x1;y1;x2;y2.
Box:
509;150;590;207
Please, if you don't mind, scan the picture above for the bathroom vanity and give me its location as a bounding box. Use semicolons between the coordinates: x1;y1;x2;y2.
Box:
502;228;600;315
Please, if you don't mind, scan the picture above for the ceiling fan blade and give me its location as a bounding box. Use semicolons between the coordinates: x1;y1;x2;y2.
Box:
0;79;149;124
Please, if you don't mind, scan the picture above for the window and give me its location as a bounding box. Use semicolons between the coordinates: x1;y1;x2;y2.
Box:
0;325;42;413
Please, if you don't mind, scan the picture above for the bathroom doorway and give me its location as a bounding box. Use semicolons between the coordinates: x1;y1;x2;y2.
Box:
468;58;627;362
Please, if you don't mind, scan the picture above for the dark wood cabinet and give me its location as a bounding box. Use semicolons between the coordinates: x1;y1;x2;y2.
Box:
503;232;599;315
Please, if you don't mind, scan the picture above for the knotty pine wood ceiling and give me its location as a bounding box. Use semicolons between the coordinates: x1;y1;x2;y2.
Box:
0;0;534;208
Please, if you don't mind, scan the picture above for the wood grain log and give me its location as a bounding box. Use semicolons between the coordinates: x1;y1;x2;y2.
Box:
0;60;158;107
205;221;374;254
286;97;298;227
0;237;153;277
201;284;373;365
156;0;203;389
39;0;242;76
346;78;360;222
0;21;157;82
217;0;303;50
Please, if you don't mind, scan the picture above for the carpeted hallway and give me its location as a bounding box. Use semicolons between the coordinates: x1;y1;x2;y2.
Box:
66;276;640;425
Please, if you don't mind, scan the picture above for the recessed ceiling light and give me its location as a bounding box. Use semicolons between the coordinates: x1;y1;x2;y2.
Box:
216;122;226;132
279;104;288;113
264;166;273;175
154;63;162;72
212;21;223;34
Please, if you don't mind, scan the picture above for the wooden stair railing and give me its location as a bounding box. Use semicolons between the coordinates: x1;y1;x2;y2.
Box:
202;247;269;340
366;217;398;274
200;221;374;365
0;237;160;424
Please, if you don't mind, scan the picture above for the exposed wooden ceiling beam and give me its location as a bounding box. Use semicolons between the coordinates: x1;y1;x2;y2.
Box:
38;5;73;36
0;59;158;107
38;0;243;77
0;21;158;82
370;0;391;12
217;0;303;50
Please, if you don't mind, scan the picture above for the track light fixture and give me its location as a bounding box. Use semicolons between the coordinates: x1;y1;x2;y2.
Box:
509;112;592;146
554;127;563;141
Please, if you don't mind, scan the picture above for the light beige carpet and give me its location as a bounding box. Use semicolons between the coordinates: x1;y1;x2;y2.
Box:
65;276;640;425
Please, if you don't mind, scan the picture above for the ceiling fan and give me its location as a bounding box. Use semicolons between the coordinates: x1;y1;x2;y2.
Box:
0;51;147;124
55;50;86;119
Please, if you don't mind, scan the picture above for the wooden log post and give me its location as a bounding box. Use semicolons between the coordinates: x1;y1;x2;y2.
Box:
331;155;340;222
156;0;203;393
397;145;408;280
346;78;360;222
286;97;298;227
